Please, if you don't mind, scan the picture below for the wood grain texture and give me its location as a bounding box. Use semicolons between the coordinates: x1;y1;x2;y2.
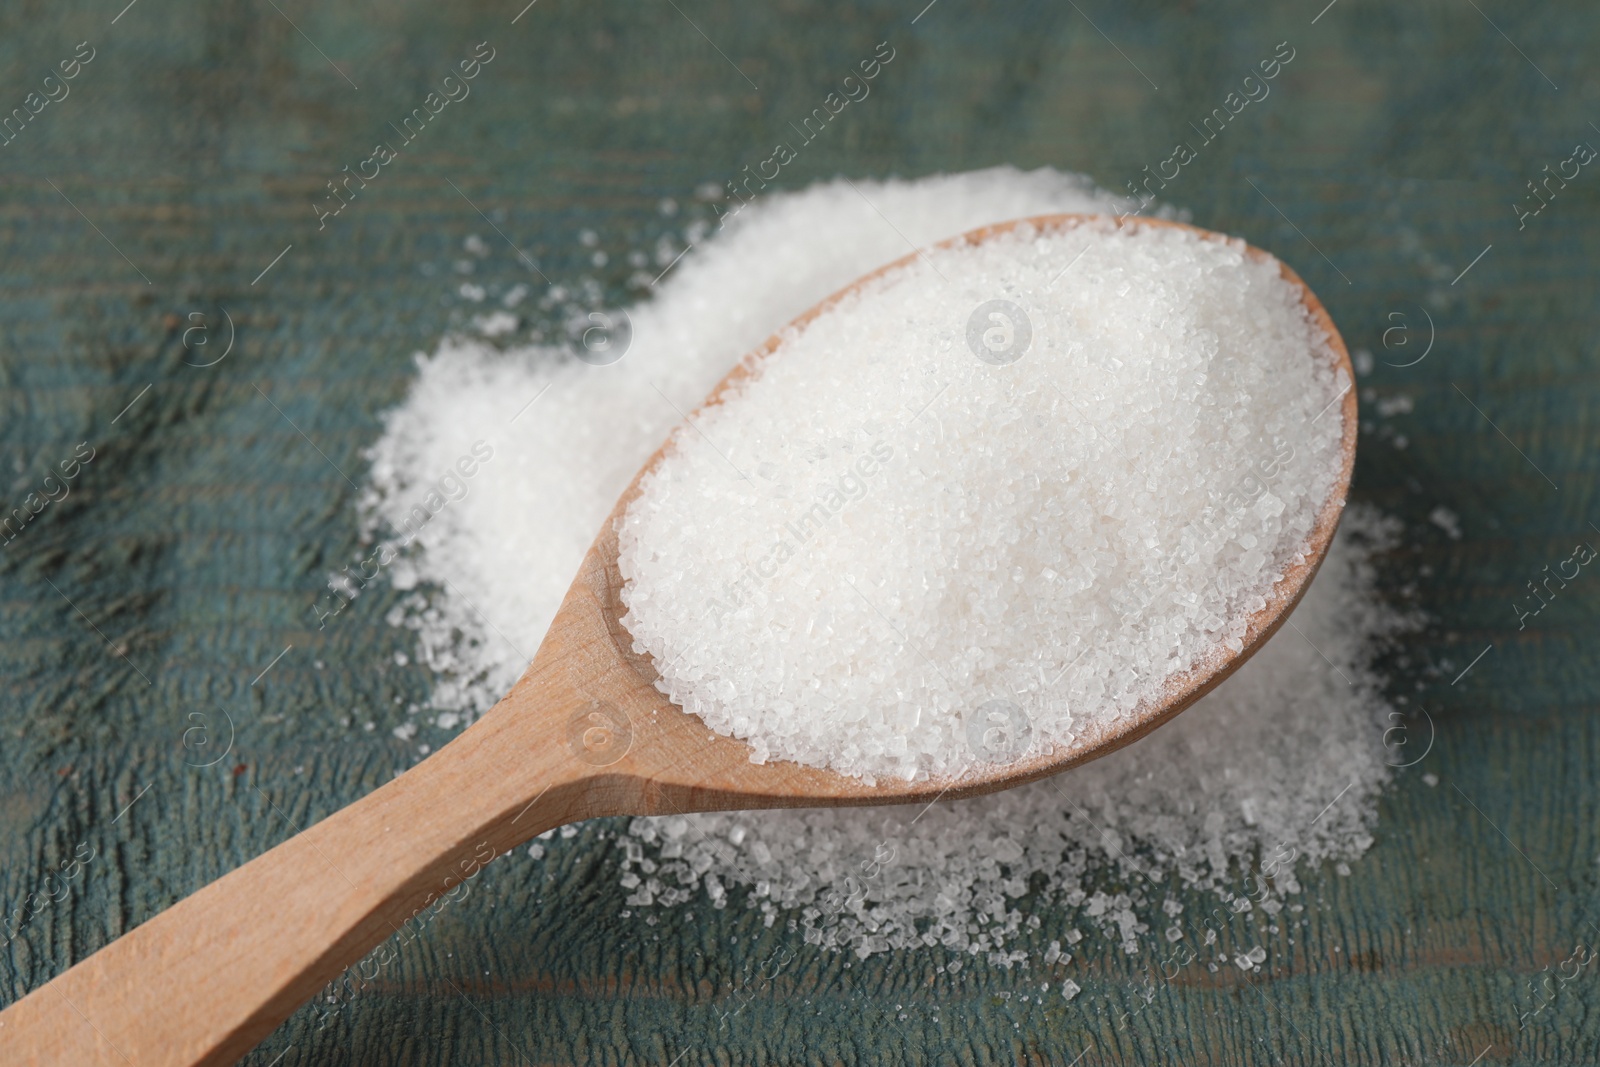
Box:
1;0;1597;1064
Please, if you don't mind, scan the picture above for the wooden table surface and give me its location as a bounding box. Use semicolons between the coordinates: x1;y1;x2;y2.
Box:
2;0;1597;1063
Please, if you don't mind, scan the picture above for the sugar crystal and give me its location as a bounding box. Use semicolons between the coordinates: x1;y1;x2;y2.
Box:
617;217;1345;779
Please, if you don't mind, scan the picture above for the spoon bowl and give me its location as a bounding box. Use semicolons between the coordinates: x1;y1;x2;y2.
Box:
0;214;1356;1066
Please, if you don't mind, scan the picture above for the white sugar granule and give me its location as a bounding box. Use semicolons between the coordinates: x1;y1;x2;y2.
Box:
358;166;1415;960
616;219;1345;781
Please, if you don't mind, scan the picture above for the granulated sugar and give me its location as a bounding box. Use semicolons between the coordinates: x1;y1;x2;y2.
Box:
358;166;1415;961
616;219;1345;780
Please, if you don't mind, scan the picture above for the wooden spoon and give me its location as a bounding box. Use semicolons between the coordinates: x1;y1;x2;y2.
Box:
0;214;1356;1066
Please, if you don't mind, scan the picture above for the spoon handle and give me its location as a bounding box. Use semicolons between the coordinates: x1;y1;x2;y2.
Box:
0;676;602;1067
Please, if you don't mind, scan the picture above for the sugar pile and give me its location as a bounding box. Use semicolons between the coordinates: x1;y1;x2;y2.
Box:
358;166;1415;961
616;219;1345;781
